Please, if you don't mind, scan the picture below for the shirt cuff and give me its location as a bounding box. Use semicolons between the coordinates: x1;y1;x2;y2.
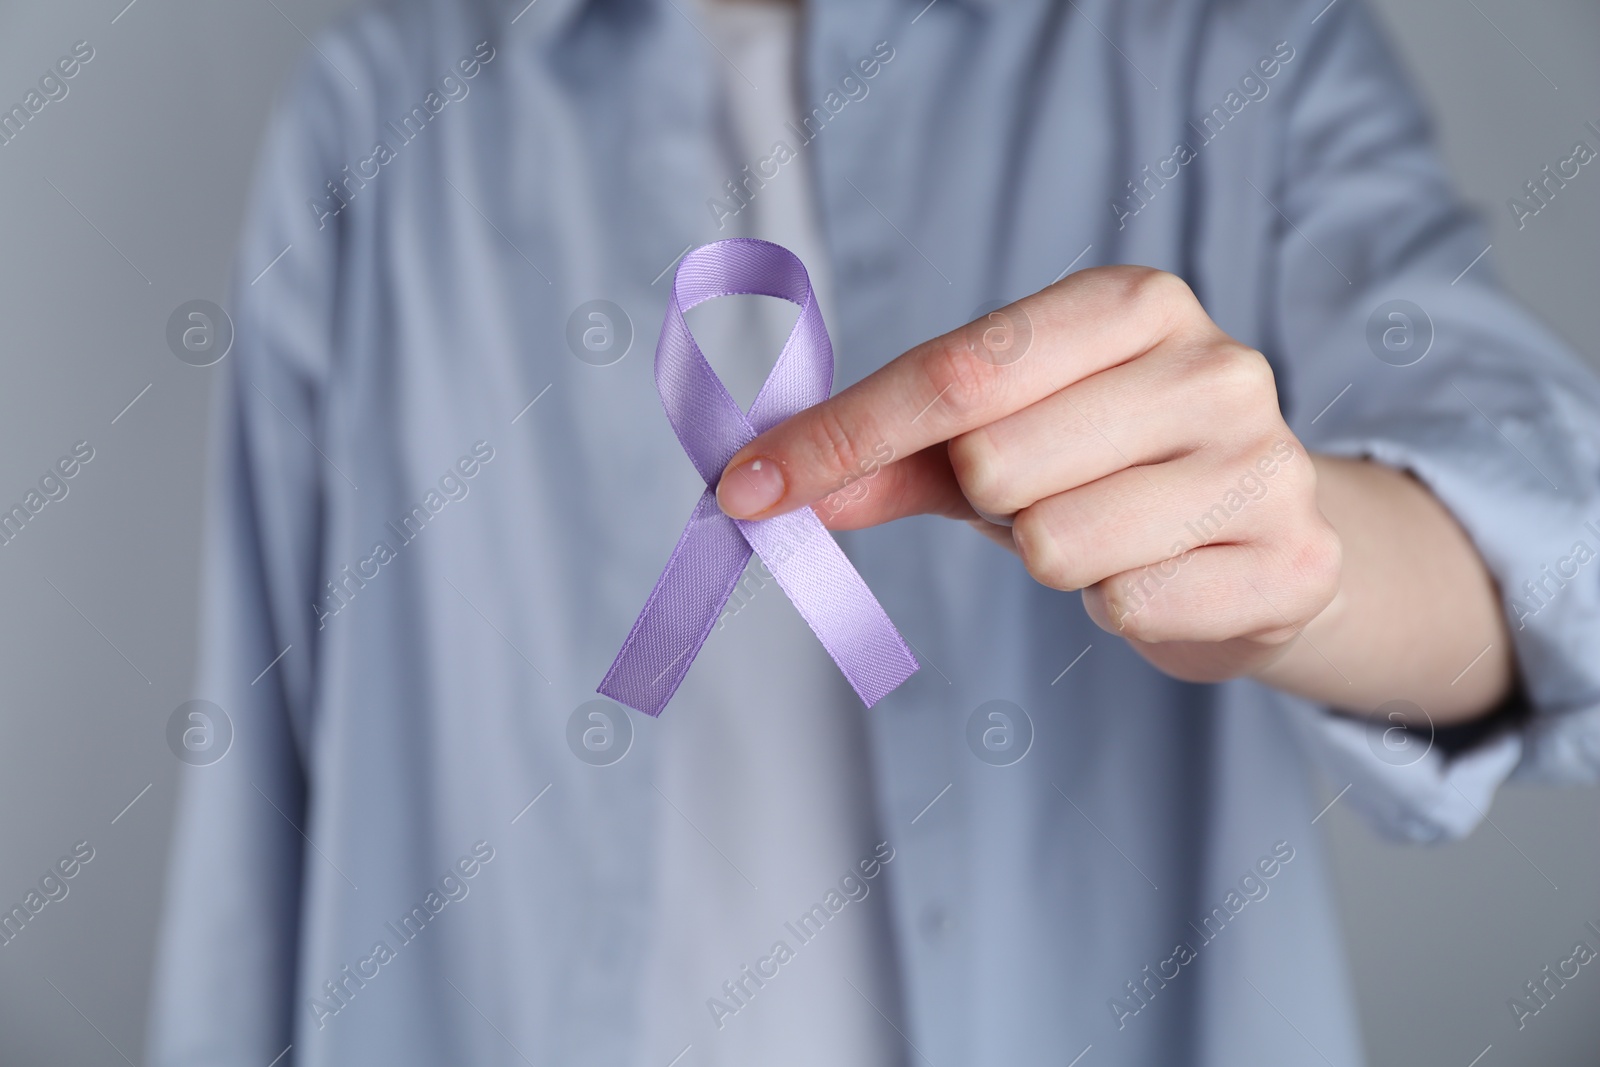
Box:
1286;697;1523;842
1291;393;1600;837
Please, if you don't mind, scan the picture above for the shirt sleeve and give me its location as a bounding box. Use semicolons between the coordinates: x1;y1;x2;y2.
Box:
145;46;350;1066
1264;0;1600;842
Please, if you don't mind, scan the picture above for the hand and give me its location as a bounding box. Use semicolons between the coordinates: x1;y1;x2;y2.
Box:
713;266;1343;684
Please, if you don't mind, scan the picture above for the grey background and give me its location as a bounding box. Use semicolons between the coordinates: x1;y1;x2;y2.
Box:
0;0;1595;1063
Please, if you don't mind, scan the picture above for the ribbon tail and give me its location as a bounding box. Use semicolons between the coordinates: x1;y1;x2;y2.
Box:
737;509;919;707
598;490;751;716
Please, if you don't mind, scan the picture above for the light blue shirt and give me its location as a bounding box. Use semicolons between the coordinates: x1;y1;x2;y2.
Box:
147;0;1600;1064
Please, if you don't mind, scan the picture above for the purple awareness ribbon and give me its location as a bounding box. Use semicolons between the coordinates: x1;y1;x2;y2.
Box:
599;239;920;717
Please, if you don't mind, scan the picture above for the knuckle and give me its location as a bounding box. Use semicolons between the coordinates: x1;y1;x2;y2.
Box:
1109;585;1161;642
804;402;869;486
1265;435;1312;491
1129;267;1197;319
922;329;993;422
1210;344;1278;405
947;430;1012;514
1012;508;1074;590
1095;574;1159;641
1097;266;1199;344
1290;522;1343;598
1135;266;1192;303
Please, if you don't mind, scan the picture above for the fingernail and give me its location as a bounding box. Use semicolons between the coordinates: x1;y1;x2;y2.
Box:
717;457;785;518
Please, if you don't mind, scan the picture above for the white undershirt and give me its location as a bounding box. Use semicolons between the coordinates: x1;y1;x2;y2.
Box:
634;3;903;1065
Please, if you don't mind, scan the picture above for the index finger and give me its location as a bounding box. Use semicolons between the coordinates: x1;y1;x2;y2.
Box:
714;265;1193;521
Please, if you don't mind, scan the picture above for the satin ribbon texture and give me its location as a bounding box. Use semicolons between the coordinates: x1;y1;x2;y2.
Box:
598;238;920;717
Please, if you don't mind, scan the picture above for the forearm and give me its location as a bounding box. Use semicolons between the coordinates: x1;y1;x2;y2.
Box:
1253;454;1513;725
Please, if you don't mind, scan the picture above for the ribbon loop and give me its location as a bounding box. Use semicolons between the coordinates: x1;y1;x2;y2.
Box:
599;239;919;717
